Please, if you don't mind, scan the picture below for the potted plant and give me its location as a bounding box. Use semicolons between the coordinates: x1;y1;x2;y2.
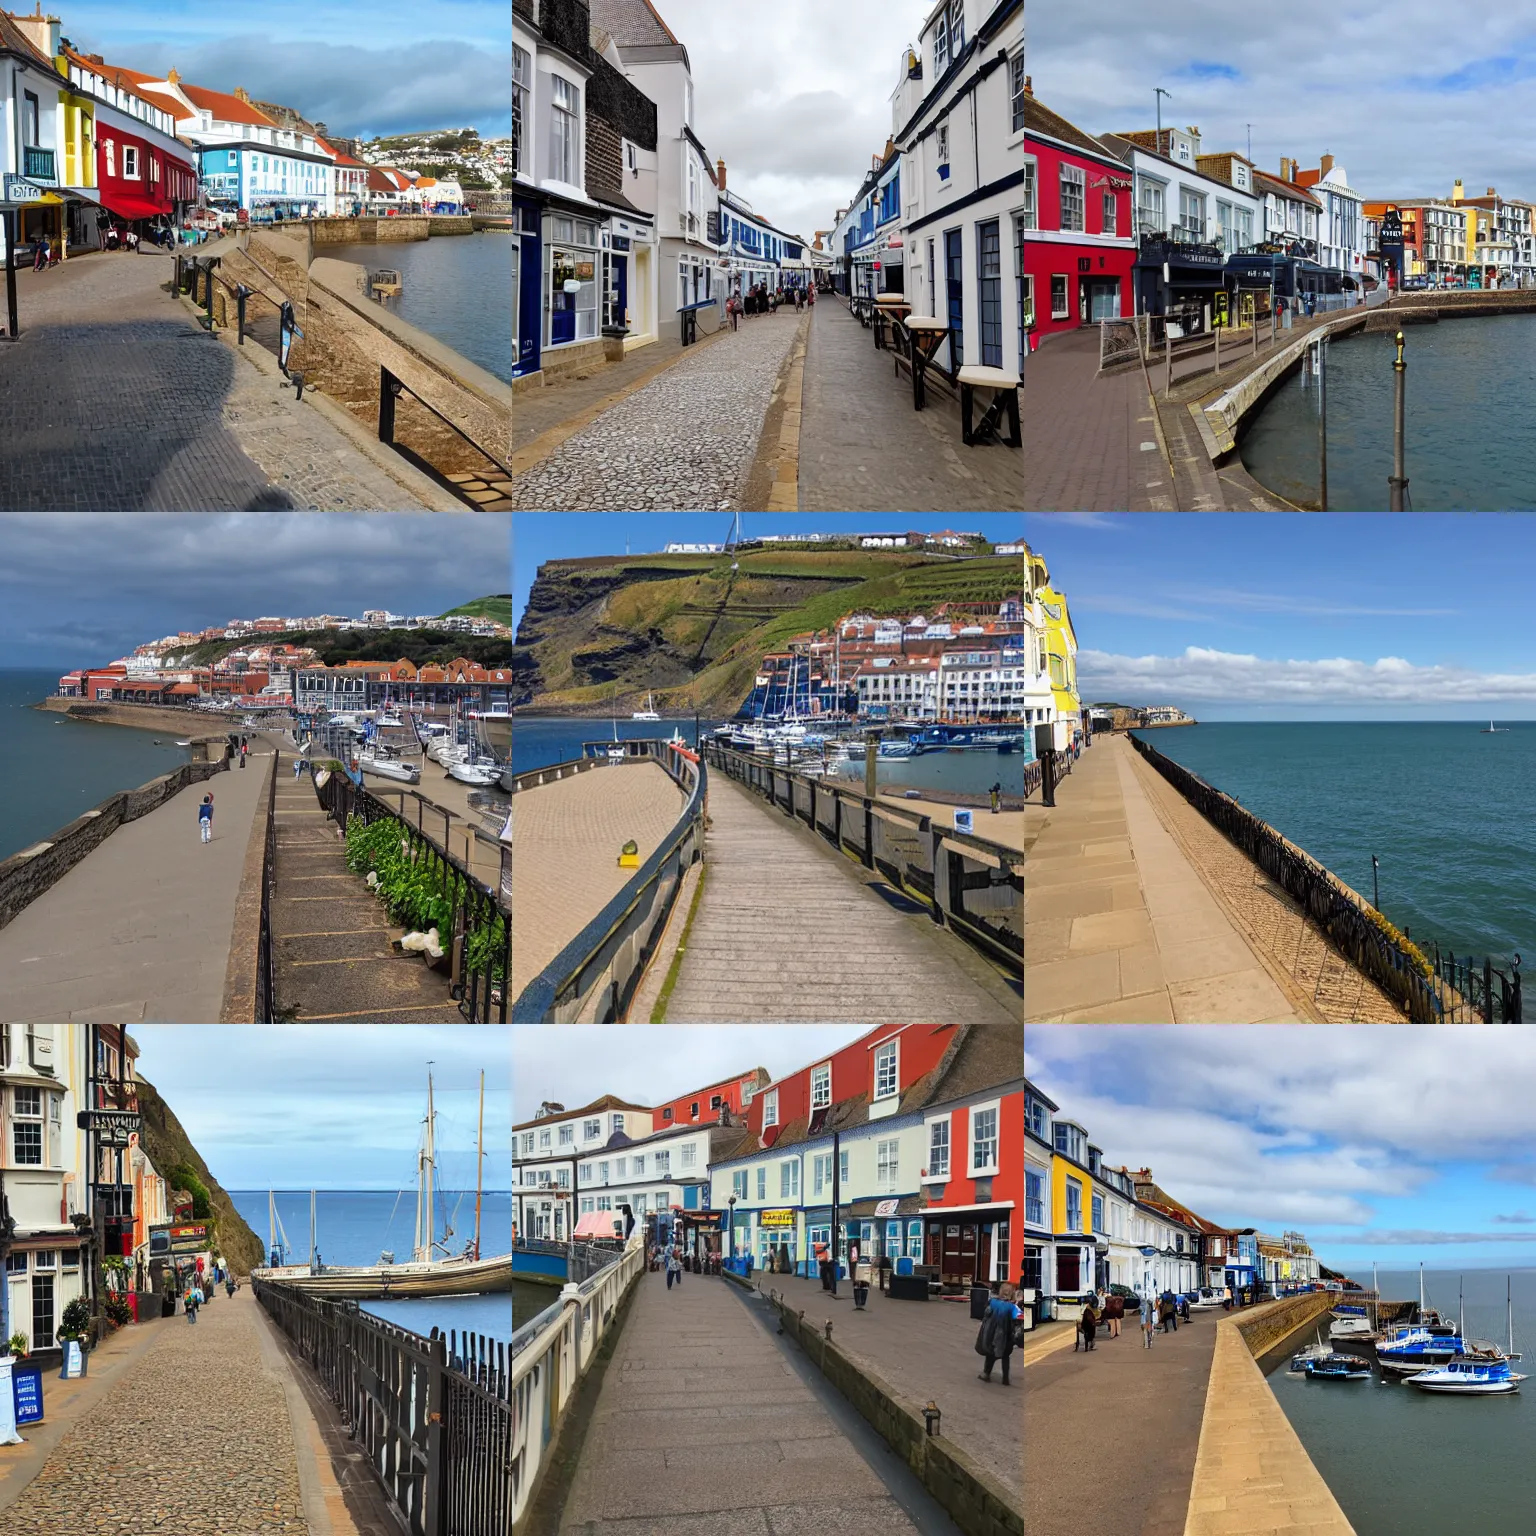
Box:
6;1331;27;1358
57;1296;91;1346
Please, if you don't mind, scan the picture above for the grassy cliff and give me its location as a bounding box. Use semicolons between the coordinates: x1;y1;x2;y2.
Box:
441;594;512;626
513;547;1025;716
176;626;509;670
135;1077;266;1275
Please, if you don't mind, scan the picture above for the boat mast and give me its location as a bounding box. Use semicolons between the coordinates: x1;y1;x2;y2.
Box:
473;1069;485;1262
309;1189;317;1272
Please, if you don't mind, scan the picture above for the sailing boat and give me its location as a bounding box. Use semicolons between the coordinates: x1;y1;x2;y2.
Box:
1409;1277;1528;1394
254;1070;509;1297
631;691;661;721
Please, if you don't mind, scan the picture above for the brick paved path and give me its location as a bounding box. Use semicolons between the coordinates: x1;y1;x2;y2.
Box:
0;251;432;510
1024;1296;1219;1536
798;298;1021;511
661;774;1020;1024
509;763;688;1004
766;1273;1021;1510
1023;327;1173;511
559;1268;922;1535
0;745;272;1024
4;1290;310;1533
508;313;801;510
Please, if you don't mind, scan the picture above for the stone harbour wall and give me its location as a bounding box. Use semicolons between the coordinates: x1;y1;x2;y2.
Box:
309;215;431;244
0;759;229;932
1234;1291;1338;1363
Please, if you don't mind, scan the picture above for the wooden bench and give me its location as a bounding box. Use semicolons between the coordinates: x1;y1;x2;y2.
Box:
957;365;1021;447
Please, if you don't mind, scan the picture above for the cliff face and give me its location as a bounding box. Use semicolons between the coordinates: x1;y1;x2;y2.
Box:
136;1077;266;1276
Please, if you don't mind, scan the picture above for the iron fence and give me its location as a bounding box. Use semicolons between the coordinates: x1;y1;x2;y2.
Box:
254;1279;510;1536
314;770;509;1021
378;366;509;505
255;752;280;1022
1428;946;1522;1023
1129;733;1504;1022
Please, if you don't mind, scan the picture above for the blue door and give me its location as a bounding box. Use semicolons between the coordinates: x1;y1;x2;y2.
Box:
945;229;964;372
615;252;629;329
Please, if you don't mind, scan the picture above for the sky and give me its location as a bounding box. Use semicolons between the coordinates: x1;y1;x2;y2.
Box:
1025;512;1536;720
642;0;925;244
512;512;1025;633
62;0;510;139
1027;1025;1536;1274
131;1024;512;1190
512;1025;868;1123
1025;4;1536;203
0;513;511;669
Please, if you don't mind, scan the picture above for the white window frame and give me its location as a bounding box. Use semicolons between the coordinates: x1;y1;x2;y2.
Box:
810;1064;831;1110
1010;49;1025;136
538;1128;551;1149
1059;164;1085;234
633;1154;646;1176
654;1150;670;1176
558;1124;573;1144
873;1038;899;1100
970;1099;1001;1177
680;1143;696;1169
780;1160;799;1199
876;1138;900;1193
550;74;581;186
756;1166;766;1200
732;1169;748;1200
762;1087;779;1128
583;1118;600;1139
123;144;139;178
13;1086;43;1167
925;1116;951;1180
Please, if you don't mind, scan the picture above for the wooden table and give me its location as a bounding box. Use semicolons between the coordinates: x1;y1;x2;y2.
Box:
873;297;911;352
902;316;952;410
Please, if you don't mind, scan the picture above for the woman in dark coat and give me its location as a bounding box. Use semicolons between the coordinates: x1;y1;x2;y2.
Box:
1079;1297;1098;1351
977;1283;1022;1382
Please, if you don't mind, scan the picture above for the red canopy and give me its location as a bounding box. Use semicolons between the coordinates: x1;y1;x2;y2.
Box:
97;189;167;223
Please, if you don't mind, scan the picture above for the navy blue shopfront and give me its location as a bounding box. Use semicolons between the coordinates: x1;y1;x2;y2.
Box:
514;194;542;378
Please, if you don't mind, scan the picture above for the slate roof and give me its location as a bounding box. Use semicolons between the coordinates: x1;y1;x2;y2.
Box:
1023;93;1126;168
587;0;680;47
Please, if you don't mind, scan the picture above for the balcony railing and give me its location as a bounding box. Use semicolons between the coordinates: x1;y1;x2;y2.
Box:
22;146;54;183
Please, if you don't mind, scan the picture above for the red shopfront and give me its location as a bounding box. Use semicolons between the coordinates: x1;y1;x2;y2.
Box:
1023;87;1136;348
95;123;198;234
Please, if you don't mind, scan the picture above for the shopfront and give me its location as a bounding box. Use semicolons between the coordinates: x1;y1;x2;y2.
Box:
544;213;600;352
757;1207;797;1269
922;1205;1013;1287
1133;236;1226;332
601;211;654;346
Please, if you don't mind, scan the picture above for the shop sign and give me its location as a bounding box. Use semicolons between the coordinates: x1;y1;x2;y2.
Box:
760;1209;796;1228
12;1364;43;1424
873;1199;899;1216
169;1222;210;1255
575;261;594;279
76;1109;141;1145
3;175;45;203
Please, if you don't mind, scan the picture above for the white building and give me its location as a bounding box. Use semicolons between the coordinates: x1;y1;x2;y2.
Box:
1254;165;1321;250
513;1095;653;1242
939;645;1025;720
855;655;941;720
893;0;1027;378
1293;156;1365;283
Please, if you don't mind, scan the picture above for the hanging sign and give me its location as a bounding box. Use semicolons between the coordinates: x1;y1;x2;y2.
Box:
76;1110;141;1145
874;1199;900;1216
169;1222;210;1255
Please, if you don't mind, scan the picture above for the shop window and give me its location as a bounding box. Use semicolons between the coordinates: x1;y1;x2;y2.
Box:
123;145;139;178
1050;274;1069;320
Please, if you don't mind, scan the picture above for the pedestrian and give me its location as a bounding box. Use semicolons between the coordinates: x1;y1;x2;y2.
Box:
878;1250;892;1295
1103;1290;1124;1338
808;283;816;308
240;739;248;769
184;1285;201;1325
1179;1292;1191;1324
727;290;739;331
1140;1290;1156;1348
1078;1296;1097;1351
125;227;139;253
795;286;805;312
32;233;48;271
1159;1291;1175;1333
198;792;214;844
666;1245;682;1290
225;1274;236;1297
989;781;1002;813
977;1282;1022;1384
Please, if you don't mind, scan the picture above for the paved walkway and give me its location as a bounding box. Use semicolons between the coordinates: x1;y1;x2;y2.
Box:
508;312;802;510
271;768;461;1021
510;762;688;1001
1023;327;1171;511
662;774;1019;1024
1186;1313;1354;1536
0;250;432;510
1025;735;1306;1022
0;1288;358;1533
1023;1302;1219;1536
766;1273;1021;1510
559;1268;924;1535
799;298;1020;511
0;749;270;1024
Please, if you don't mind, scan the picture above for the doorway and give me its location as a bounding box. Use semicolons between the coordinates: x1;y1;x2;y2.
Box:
945;229;964;371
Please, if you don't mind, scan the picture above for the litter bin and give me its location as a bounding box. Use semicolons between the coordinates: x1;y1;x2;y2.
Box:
969;1284;990;1321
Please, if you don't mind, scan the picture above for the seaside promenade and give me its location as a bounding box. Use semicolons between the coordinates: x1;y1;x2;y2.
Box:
0;743;273;1023
1026;734;1399;1023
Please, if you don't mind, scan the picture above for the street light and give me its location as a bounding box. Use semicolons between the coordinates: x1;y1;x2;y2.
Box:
727;1195;737;1263
1371;854;1380;911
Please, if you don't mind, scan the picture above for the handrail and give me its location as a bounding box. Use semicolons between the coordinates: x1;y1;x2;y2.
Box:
379;364;512;493
512;743;707;1021
255;751;280;1022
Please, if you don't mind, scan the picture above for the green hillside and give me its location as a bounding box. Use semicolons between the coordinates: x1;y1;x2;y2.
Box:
514;547;1024;715
441;594;512;626
177;627;508;669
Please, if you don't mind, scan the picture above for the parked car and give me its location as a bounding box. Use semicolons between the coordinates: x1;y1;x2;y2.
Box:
1189;1287;1227;1309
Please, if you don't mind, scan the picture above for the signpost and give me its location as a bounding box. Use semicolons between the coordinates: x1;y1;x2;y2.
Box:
168;1223;210;1255
75;1110;142;1146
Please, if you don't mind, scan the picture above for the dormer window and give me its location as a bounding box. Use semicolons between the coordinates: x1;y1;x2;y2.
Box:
811;1063;831;1109
874;1039;898;1099
762;1088;778;1129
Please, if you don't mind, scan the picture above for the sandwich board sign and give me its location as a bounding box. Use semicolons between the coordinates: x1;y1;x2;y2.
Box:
0;1359;19;1443
60;1339;86;1380
12;1364;43;1423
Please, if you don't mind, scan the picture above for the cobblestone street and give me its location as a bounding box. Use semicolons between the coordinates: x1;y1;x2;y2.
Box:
3;1291;309;1533
508;311;802;510
0;251;431;510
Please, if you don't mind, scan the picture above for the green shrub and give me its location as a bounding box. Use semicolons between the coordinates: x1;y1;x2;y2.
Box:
103;1294;133;1329
58;1296;91;1340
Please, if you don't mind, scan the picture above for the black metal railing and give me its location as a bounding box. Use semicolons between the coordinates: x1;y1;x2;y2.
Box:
1428;946;1522;1023
512;741;706;1021
22;145;54;182
1023;758;1044;800
378;366;510;504
1129;733;1497;1022
255;752;280;1022
315;770;509;1021
254;1279;510;1536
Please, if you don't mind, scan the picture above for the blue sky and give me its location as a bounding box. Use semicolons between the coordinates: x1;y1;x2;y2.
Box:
513;513;1024;633
1027;1026;1536;1274
0;514;510;669
64;0;510;139
133;1025;511;1190
1025;512;1536;719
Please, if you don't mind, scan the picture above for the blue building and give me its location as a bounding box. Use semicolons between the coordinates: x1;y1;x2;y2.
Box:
197;142;334;218
844;146;902;304
719;187;810;297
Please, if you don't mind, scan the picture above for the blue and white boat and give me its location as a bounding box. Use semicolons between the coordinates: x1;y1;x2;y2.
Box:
1375;1325;1466;1375
1407;1277;1525;1395
1304;1353;1373;1380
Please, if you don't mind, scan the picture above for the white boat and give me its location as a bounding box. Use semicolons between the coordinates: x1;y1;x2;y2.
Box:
1329;1314;1375;1345
358;754;421;784
376;711;404;727
448;760;502;786
631;692;661;721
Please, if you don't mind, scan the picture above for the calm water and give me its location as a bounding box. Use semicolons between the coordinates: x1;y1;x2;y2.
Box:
1240;314;1536;509
0;670;191;862
513;715;1023;796
1141;722;1534;960
230;1189;512;1343
1272;1269;1536;1533
324;233;511;383
513;1277;560;1330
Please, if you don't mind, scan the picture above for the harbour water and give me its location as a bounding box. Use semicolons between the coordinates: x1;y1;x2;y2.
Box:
1272;1269;1536;1534
230;1189;513;1343
324;233;512;384
1239;315;1536;509
1138;722;1535;960
513;714;1024;797
0;669;190;863
513;1277;558;1330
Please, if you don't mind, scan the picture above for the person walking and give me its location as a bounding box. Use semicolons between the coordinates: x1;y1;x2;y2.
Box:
198;793;214;844
978;1283;1021;1384
184;1285;201;1325
1103;1290;1124;1338
989;781;1002;813
808;283;816;309
1158;1291;1175;1334
1078;1296;1098;1352
1140;1290;1156;1348
240;737;248;769
666;1245;682;1290
225;1274;236;1298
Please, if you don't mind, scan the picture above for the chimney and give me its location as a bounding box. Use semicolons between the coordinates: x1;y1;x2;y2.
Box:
12;10;61;59
235;86;250;103
1320;153;1334;176
716;157;726;191
1453;179;1464;201
1024;74;1032;97
1488;186;1496;197
166;67;180;82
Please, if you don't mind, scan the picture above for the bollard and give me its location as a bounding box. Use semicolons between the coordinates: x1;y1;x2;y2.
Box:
1388;330;1409;510
1164;328;1172;399
235;284;252;345
203;263;215;323
291;371;305;402
1214;315;1221;374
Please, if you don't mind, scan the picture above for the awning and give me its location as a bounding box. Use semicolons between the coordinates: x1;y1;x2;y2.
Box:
96;190;166;223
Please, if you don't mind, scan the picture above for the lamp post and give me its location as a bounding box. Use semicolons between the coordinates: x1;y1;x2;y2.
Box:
727;1195;737;1263
1388;331;1408;511
1371;854;1380;911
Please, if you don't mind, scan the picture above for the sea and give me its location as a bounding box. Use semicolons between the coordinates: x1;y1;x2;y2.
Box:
1272;1269;1536;1534
0;669;191;863
1239;314;1536;509
513;1278;559;1332
513;715;1024;799
229;1189;513;1344
323;233;512;384
1139;722;1534;961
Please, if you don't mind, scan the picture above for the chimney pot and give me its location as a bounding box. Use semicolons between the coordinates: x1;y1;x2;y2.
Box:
1320;153;1335;175
1024;74;1032;96
716;156;725;191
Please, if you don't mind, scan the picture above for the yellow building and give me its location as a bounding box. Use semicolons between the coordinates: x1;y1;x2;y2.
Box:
1037;578;1080;751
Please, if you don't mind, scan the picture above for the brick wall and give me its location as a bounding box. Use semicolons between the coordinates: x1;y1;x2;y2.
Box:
587;112;624;204
1234;1291;1337;1361
0;759;229;932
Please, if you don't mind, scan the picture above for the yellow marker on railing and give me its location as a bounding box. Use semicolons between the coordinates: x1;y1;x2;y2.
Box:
618;838;640;869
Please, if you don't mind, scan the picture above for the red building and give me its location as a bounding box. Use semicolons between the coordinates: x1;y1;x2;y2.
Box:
650;1068;769;1130
1022;79;1136;348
